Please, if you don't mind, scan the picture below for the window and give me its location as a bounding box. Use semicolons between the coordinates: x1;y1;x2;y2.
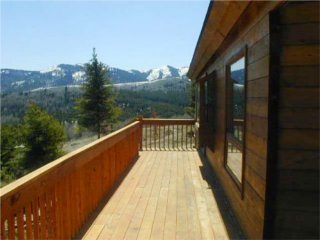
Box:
204;79;214;123
225;51;246;191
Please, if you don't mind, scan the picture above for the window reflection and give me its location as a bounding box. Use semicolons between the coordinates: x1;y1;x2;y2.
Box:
226;57;245;183
230;57;245;142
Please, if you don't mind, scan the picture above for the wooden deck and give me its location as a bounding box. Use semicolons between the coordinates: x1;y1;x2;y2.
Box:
79;151;243;240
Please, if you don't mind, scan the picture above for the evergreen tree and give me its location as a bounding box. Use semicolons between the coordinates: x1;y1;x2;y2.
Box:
77;48;120;138
23;103;66;168
64;86;69;104
0;125;24;184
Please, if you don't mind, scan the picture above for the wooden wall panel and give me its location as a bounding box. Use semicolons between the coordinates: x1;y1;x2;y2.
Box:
275;190;318;212
279;88;319;108
273;210;319;239
280;23;319;45
247;56;269;81
278;129;319;150
280;45;320;66
278;109;319;129
245;150;266;179
246;114;268;138
277;170;319;191
247;77;269;98
279;2;319;24
280;66;319;87
272;1;320;238
278;150;319;170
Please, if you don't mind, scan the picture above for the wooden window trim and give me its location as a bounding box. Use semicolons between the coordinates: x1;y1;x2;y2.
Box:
224;46;248;199
203;73;216;151
195;83;200;122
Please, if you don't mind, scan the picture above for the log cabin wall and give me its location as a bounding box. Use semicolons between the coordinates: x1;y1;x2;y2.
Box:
269;2;319;238
196;2;283;238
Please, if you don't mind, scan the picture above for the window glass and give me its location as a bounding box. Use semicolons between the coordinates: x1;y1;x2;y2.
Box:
226;56;245;183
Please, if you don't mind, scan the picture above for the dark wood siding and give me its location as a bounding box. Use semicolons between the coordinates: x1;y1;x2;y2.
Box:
271;2;319;238
197;2;281;238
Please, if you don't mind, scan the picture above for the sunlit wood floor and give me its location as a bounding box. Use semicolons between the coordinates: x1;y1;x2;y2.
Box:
79;151;243;240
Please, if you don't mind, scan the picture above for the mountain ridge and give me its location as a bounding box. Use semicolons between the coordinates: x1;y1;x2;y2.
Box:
1;64;189;92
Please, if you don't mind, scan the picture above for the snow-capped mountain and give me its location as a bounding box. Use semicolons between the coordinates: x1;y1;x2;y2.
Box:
145;65;180;81
1;64;189;92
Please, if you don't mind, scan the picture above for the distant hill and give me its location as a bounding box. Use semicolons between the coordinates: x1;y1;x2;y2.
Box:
1;64;189;92
231;69;245;84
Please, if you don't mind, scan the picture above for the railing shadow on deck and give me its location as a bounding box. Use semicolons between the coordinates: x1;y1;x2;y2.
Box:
197;151;245;239
73;154;139;239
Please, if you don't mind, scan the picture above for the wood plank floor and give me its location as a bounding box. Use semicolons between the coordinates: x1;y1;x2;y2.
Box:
79;151;243;240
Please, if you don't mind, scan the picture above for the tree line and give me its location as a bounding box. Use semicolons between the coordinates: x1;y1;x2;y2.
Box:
1;49;119;185
1;49;194;185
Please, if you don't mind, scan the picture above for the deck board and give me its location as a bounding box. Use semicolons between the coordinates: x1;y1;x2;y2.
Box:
80;151;243;240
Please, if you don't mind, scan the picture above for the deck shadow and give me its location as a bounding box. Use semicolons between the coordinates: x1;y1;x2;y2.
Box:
197;151;246;239
74;154;140;239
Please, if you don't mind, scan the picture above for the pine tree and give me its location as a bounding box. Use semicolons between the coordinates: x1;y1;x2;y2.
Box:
1;125;24;184
64;86;69;104
23;103;66;168
77;48;120;138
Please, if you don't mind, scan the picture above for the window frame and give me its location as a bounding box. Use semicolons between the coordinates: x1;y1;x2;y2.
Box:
204;80;208;122
224;46;247;198
195;83;200;122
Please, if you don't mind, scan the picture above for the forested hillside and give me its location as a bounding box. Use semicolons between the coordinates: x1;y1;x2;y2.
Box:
1;59;192;186
1;86;190;125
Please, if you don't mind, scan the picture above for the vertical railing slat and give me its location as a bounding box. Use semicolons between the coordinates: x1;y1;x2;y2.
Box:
139;119;195;151
159;125;161;150
168;124;170;150
39;193;47;239
25;203;33;239
17;208;24;240
149;124;151;150
33;198;40;239
176;125;179;150
7;215;14;240
1;218;5;239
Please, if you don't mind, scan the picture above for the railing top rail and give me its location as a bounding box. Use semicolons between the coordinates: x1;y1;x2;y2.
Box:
141;118;196;125
1;121;140;199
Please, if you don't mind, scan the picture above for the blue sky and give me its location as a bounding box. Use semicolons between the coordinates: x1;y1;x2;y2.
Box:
1;1;209;71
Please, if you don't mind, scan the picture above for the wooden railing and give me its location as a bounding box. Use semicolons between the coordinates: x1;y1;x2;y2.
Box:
1;121;141;240
141;118;196;150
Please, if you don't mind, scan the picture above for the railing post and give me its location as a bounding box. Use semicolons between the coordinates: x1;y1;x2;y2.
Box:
136;116;143;151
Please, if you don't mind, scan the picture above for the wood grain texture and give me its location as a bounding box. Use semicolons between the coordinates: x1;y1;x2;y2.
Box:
279;2;320;24
280;66;319;87
271;1;320;238
80;151;242;240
